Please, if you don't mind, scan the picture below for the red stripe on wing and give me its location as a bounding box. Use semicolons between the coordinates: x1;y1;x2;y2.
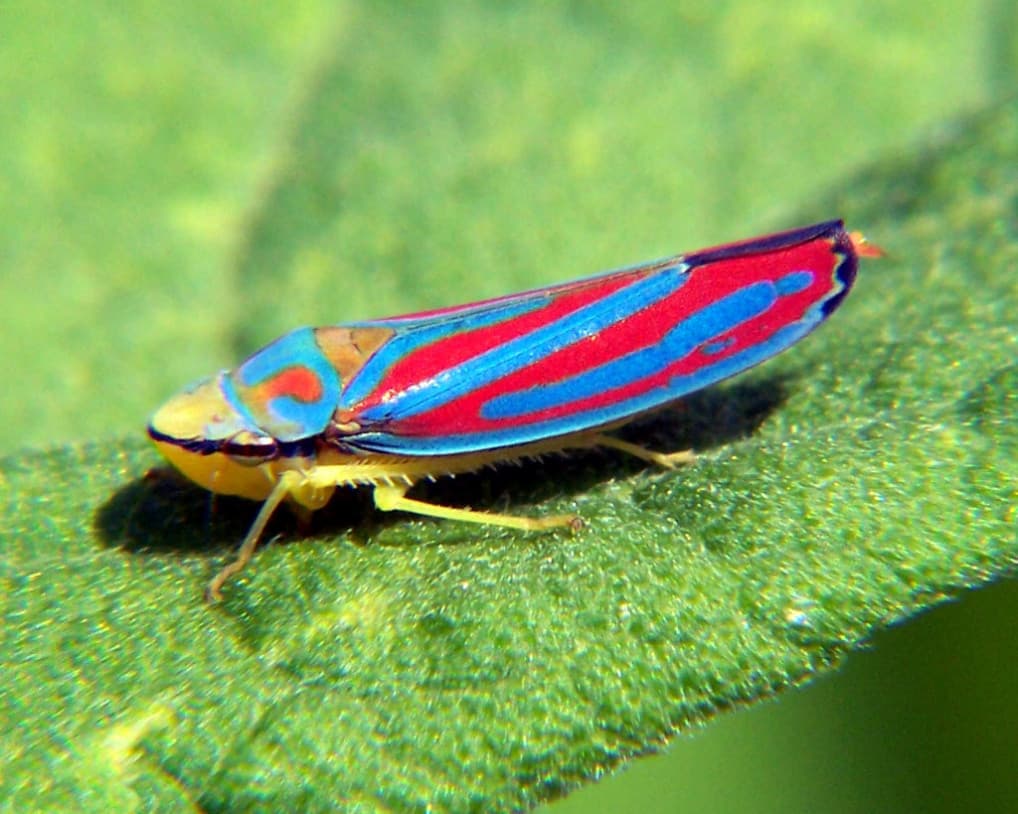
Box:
353;266;660;412
370;236;839;437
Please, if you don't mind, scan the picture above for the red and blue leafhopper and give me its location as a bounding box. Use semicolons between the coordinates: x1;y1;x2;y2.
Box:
149;220;881;599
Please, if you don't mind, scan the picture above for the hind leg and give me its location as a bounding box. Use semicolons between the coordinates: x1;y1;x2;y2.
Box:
590;434;695;469
372;483;582;531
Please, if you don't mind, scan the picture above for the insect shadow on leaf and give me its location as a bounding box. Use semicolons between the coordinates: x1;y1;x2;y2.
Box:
94;373;791;559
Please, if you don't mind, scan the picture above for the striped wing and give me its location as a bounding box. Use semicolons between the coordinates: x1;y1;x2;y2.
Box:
336;220;859;456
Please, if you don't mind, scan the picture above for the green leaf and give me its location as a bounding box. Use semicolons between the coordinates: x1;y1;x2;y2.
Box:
3;1;1016;809
3;95;1016;810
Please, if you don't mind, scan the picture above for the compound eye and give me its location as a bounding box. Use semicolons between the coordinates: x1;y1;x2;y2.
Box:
222;431;279;466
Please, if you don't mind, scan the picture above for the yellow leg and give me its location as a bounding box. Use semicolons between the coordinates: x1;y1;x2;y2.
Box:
372;483;581;532
590;433;695;469
205;471;301;603
204;433;685;600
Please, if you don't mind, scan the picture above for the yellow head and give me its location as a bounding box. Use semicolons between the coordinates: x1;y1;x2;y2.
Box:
148;373;286;501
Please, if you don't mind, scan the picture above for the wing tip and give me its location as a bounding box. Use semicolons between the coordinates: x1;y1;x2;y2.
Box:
824;222;884;318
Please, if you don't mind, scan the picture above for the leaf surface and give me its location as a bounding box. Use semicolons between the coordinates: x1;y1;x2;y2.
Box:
2;95;1016;810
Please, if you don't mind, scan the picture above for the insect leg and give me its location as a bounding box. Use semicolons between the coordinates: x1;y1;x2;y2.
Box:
590;434;695;469
206;470;302;602
372;483;581;531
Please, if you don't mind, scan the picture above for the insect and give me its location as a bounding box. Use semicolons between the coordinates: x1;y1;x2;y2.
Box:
149;220;881;600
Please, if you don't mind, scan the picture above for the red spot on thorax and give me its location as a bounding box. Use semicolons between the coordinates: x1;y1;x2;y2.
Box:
266;366;323;403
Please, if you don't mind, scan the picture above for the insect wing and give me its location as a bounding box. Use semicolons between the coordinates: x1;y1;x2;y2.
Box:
339;220;859;456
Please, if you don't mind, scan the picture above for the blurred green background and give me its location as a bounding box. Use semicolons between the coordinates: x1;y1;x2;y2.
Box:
2;0;1015;810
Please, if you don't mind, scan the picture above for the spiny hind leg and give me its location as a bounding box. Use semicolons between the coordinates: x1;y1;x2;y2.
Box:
206;471;304;603
372;483;581;532
589;433;695;469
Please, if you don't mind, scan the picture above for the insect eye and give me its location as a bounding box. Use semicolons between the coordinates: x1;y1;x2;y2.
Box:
222;432;279;466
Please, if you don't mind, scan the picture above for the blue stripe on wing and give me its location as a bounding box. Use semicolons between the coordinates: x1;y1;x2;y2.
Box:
339;298;545;408
480;278;781;421
355;264;689;425
345;268;842;456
